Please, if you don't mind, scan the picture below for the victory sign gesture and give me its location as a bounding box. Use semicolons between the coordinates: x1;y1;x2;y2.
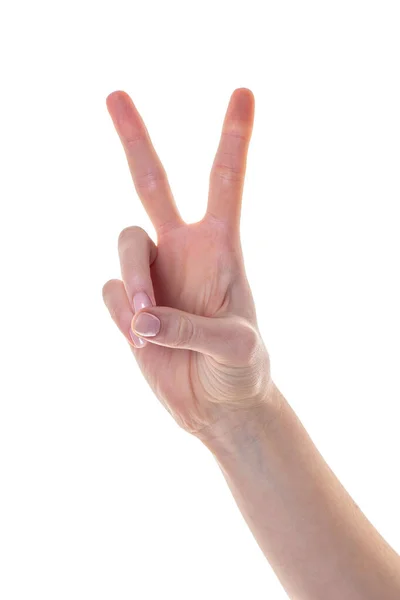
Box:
102;88;278;439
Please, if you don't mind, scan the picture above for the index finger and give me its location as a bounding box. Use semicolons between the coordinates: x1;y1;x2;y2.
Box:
106;91;184;235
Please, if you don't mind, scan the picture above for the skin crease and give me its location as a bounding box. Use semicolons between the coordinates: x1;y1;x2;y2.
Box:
131;221;272;433
102;88;400;600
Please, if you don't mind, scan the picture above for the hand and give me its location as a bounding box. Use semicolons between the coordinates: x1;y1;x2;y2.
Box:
102;88;277;437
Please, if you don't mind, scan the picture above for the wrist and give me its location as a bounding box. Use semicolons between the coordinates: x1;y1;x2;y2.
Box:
196;379;286;458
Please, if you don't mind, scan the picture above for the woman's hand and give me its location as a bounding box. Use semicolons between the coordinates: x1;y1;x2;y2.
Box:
102;90;400;600
102;88;278;437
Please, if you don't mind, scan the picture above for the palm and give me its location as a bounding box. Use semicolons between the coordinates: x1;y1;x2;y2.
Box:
153;222;231;318
138;220;251;430
103;88;269;433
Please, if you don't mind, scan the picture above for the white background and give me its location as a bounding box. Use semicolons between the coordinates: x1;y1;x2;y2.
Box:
1;1;399;598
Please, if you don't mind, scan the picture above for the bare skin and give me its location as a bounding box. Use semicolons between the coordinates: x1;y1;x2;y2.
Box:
102;88;275;434
102;88;400;599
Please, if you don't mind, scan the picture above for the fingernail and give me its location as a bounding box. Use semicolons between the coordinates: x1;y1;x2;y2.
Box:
132;313;160;337
131;292;153;348
133;291;152;312
129;330;147;348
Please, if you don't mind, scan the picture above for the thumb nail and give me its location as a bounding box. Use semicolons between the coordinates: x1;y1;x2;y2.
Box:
133;312;161;337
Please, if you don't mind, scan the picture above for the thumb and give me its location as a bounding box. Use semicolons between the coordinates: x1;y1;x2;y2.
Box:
130;306;260;366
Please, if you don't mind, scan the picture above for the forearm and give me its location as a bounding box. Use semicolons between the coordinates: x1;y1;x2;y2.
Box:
197;381;400;600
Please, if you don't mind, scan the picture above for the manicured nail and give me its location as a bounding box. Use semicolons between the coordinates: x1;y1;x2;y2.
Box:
129;330;147;348
131;292;153;348
133;291;152;312
132;312;160;337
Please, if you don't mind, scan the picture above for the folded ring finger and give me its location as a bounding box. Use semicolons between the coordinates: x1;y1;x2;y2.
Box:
118;225;158;347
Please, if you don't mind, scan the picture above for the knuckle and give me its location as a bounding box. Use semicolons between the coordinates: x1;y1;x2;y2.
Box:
157;220;183;237
102;279;117;302
118;225;146;248
124;134;147;149
135;168;166;192
222;129;248;142
211;161;244;184
172;315;195;348
238;322;261;362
